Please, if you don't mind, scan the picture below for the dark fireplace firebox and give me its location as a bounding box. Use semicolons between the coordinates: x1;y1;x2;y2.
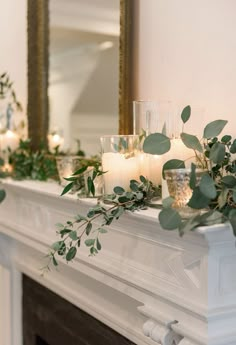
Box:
23;275;135;345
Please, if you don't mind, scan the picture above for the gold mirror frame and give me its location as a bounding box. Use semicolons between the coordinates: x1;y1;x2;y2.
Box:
27;0;134;150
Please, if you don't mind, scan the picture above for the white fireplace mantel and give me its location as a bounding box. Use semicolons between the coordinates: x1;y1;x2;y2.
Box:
0;179;236;345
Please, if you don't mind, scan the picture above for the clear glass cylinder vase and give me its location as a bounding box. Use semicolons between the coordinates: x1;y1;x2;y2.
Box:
100;135;141;195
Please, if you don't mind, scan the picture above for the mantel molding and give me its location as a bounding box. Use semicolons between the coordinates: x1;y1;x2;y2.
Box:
0;180;236;345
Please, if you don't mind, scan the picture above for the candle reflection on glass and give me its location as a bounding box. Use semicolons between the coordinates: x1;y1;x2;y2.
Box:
48;133;64;152
0;130;19;152
1;163;13;173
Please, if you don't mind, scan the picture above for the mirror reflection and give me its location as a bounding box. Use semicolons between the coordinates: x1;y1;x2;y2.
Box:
49;0;120;156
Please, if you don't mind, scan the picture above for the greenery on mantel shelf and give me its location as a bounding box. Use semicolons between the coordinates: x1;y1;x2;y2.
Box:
143;105;236;235
46;105;236;271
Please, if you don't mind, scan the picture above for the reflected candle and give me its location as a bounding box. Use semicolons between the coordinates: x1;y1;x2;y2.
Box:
48;133;64;152
0;130;19;152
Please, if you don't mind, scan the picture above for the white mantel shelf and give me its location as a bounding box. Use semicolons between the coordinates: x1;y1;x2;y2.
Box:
0;179;236;345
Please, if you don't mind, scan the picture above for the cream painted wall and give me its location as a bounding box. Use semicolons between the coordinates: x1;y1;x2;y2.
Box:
1;1;236;139
0;0;27;124
135;0;236;136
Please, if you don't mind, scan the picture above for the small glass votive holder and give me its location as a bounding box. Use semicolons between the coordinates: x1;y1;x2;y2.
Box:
100;135;141;195
56;156;82;188
165;168;205;218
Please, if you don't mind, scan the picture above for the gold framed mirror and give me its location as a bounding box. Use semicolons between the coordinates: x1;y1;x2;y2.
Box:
27;0;135;151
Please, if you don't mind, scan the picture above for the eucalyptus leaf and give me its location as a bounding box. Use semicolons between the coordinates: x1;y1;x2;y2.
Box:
130;181;139;192
51;241;61;251
181;105;191;124
84;238;95;247
162;159;185;179
218;187;229;209
189;163;196;190
140;175;147;183
85;222;92;235
180;133;203;153
143;133;171;155
233;190;236;203
66;247;77;261
159;208;182;230
178;216;200;236
229;209;236;236
221;135;231;143
187;187;210;209
61;182;74;196
221;175;236;188
162;196;175;208
63;176;78;182
69;230;78;241
230;139;236;154
87;176;95;196
52;256;58;267
203;120;228;139
114;186;125;195
199;174;217;199
55;223;64;229
96;238;102;251
200;210;224;226
209;142;225;164
99;228;108;234
120;137;128;150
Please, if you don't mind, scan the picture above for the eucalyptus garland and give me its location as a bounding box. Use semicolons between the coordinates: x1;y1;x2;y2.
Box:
44;176;160;271
46;105;236;271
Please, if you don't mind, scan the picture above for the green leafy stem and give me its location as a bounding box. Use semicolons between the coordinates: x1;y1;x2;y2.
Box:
44;176;160;272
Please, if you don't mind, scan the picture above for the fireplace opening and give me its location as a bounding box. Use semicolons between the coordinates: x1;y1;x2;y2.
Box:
23;274;135;345
36;336;49;345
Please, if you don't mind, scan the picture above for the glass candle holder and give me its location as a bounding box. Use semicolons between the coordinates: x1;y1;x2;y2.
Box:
48;132;64;152
133;101;173;188
56;156;82;188
165;168;205;218
133;100;158;136
101;135;141;195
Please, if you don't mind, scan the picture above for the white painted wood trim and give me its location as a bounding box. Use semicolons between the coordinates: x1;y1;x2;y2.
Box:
0;180;235;345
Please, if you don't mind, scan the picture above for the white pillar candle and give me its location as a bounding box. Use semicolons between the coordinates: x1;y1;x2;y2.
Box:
0;130;19;152
163;138;194;167
48;134;64;152
139;153;162;186
102;152;140;194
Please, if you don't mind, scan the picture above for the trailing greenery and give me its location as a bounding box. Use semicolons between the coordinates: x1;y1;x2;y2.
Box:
44;176;160;271
45;105;236;271
61;163;105;197
143;105;236;236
